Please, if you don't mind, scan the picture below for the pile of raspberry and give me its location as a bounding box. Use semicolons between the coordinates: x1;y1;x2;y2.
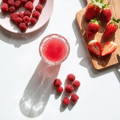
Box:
53;74;81;106
1;0;46;32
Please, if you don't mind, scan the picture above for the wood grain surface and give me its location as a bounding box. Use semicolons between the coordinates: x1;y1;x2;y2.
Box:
76;0;120;70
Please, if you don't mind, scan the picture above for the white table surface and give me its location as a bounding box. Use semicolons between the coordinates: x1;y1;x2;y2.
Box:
0;0;120;120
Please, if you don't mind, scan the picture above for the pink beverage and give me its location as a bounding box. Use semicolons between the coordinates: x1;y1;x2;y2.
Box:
40;34;70;65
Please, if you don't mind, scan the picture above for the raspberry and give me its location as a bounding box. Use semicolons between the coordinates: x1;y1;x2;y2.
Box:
14;0;21;8
18;12;24;18
19;23;27;32
62;97;70;105
53;79;62;87
24;10;31;17
14;17;23;24
21;0;27;4
1;3;9;13
9;6;16;13
29;0;34;2
10;13;18;21
67;74;75;82
3;0;8;3
32;10;40;19
70;93;79;103
8;0;14;6
39;0;46;5
24;1;33;11
65;85;74;93
23;16;30;24
56;86;63;94
72;80;80;89
30;17;37;25
35;4;43;13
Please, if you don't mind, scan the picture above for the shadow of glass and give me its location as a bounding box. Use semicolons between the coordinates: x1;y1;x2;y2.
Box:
19;60;60;117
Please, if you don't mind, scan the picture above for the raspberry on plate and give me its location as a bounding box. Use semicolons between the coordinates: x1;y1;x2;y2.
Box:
15;17;23;24
24;1;33;11
30;17;37;25
14;0;21;8
8;0;14;6
19;23;27;32
9;6;16;13
72;80;80;89
18;12;24;18
23;16;30;24
65;84;74;93
35;4;43;13
24;10;31;17
32;10;40;19
67;74;75;82
62;97;70;105
39;0;46;5
1;3;9;13
53;79;62;87
70;93;79;103
56;86;63;94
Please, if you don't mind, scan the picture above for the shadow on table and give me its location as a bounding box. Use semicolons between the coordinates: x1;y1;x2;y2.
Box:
72;19;120;82
19;60;60;118
0;21;49;48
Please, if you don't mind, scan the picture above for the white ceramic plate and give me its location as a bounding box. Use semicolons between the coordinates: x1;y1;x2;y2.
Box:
0;0;53;36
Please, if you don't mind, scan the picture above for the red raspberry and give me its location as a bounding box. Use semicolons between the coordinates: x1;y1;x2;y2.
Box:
56;86;63;94
35;4;43;13
70;93;79;103
30;17;37;25
24;1;33;11
67;74;75;82
62;97;70;105
9;6;16;13
18;12;24;18
8;0;14;6
14;0;21;8
23;16;30;24
72;80;80;89
19;23;27;32
10;13;18;21
24;10;31;17
65;85;74;93
29;0;34;2
39;0;46;5
1;3;9;13
21;0;27;4
14;17;23;24
3;0;8;3
32;10;40;19
53;79;62;87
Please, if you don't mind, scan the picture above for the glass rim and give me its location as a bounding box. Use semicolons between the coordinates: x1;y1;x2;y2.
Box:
39;34;70;66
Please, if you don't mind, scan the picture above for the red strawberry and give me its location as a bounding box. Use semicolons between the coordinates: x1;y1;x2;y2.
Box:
86;19;100;40
84;0;103;21
100;4;112;23
103;18;120;39
101;41;117;56
88;40;102;56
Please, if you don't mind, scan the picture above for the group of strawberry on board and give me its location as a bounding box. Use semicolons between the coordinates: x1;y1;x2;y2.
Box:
1;0;46;32
84;0;120;57
53;74;80;106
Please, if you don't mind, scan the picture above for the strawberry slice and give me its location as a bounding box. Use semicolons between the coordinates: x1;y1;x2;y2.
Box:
101;41;117;56
88;40;102;56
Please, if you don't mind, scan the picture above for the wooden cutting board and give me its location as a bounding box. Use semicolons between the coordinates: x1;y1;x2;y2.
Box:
76;0;120;70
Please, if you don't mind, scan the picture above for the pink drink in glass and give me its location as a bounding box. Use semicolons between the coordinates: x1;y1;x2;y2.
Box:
40;34;70;65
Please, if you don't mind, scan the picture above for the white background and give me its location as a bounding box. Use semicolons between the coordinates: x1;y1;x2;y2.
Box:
0;0;120;120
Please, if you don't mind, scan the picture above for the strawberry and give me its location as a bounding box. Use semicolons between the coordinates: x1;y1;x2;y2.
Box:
101;41;117;56
86;19;100;40
88;40;102;56
103;18;120;39
84;0;103;21
100;4;112;23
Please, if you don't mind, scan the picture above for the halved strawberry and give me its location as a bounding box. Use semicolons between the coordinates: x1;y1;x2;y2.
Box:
101;41;117;56
88;40;102;56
